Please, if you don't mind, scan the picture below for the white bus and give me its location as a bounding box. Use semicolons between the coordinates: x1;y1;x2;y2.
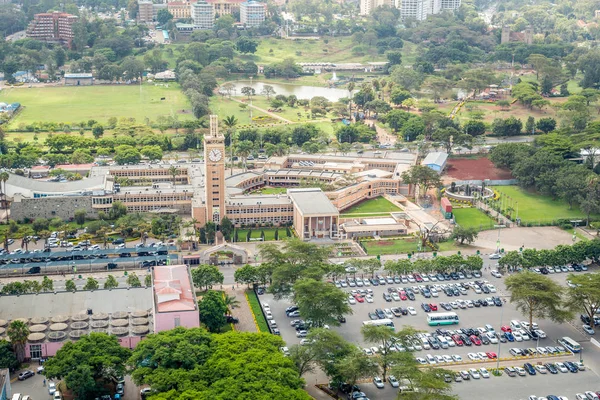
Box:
363;319;395;330
427;312;459;326
558;336;581;353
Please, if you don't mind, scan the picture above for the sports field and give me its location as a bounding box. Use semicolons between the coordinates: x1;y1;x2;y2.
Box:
492;185;590;223
0;84;192;125
452;208;495;230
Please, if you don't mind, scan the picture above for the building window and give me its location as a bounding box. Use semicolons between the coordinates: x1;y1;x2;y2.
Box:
174;317;181;327
30;344;42;359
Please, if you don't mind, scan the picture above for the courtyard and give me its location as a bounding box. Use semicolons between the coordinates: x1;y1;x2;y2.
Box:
341;197;402;218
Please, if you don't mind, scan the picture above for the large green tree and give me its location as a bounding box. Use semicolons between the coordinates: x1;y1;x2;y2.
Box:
6;320;29;363
401;165;442;197
0;340;19;371
505;271;572;328
293;278;351;328
191;264;224;290
565;272;600;327
198;290;227;332
129;328;310;399
44;333;131;397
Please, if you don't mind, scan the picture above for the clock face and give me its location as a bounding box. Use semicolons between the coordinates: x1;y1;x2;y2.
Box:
208;149;222;162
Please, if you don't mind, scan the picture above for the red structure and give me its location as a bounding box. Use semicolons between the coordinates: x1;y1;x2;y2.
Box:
441;197;452;219
26;12;77;47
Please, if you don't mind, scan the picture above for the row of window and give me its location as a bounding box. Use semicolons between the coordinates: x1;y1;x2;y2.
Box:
227;207;293;214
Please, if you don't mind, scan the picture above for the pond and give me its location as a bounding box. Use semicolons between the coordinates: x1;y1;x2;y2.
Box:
219;81;352;102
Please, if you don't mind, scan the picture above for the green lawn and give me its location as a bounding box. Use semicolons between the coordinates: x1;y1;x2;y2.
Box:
209;97;277;127
361;239;460;255
245;290;270;333
452;208;496;231
341;197;401;216
234;228;284;242
492;185;589;223
257;187;287;195
1;84;192;126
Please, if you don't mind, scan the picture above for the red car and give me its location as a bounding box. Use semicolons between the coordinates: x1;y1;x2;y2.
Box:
428;303;438;311
486;352;497;359
414;273;423;282
399;291;407;300
452;335;464;346
354;295;364;303
470;335;482;346
501;325;512;333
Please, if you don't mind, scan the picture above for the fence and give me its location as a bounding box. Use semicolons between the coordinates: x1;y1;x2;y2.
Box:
453;179;518;186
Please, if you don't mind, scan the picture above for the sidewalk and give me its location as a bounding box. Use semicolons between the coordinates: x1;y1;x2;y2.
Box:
224;285;257;333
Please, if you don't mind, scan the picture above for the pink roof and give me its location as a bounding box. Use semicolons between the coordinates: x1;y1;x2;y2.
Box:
153;265;196;312
31;166;50;170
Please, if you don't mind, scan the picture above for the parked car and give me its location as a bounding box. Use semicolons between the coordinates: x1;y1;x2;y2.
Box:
18;370;35;381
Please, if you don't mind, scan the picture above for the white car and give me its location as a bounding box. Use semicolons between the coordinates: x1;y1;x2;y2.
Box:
576;394;588;400
513;331;523;342
585;392;599;400
391;293;400;301
487;332;499;344
479;368;490;378
373;376;385;389
535;329;547;338
434;355;445;363
583;324;595;335
468;368;481;379
388;375;400;388
555;362;568;373
348;296;356;305
384;309;394;319
300;339;313;345
416;357;427;365
364;348;373;355
489;253;502;259
48;382;57;395
467;353;481;361
426;354;437;364
487;284;497;293
442;355;453;363
491;270;502;278
474;286;482;294
452;354;463;362
535;365;548;374
407;307;417;315
365;295;374;303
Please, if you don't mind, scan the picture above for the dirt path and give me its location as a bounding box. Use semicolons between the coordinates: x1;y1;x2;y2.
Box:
366;118;397;146
230;98;292;123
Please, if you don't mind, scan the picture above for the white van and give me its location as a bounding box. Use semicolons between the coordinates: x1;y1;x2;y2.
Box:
510;320;522;330
12;394;22;400
436;335;449;349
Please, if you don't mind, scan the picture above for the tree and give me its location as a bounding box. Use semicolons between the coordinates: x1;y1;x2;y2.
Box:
491;117;523;136
241;86;255;99
129;327;310;399
0;340;19;372
505;271;572;328
223;294;239;315
450;226;479;244
141;145;163;161
198;290;227;332
234;264;258;287
104;274;119;289
565;272;600;327
391;88;411;105
555;165;589;209
536;117;557;133
219;216;234;241
83;277;99;290
65;279;77;291
191;264;224;290
41;275;54;292
74;209;87;226
156;9;173;25
145;274;152;287
127;272;142;287
114;145;141;165
293;278;351;327
6;321;28;363
45;333;131;397
236;37;258;54
288;344;316;377
401;165;442;197
361;324;395;381
92;124;104;139
463;120;486;137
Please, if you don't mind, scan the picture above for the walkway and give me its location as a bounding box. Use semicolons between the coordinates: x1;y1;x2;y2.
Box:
223;285;257;333
230;98;292;123
366;118;397;146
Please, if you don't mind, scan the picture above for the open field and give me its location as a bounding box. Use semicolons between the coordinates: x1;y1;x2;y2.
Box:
361;238;460;255
257;187;287;195
340;196;401;216
0;84;192;126
492;185;590;223
452;207;496;230
445;157;513;181
235;228;284;242
209;96;275;126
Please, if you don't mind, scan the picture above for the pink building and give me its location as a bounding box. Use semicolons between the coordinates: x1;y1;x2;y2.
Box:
152;264;200;331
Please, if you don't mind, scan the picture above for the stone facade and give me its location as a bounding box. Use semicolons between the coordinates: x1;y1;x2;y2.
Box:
11;196;95;221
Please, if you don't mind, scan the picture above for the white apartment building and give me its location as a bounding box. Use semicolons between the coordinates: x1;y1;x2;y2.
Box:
399;0;457;21
360;0;393;16
191;1;215;29
240;1;266;27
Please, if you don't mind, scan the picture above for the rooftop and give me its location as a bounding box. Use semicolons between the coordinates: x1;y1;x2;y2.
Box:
6;173;107;197
55;163;96;170
153;264;197;313
288;188;339;216
227;194;292;207
421;152;448;167
64;73;93;79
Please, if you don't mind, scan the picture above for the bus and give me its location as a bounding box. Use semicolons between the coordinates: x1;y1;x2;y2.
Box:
427;312;459;326
363;319;395;330
558;337;581;353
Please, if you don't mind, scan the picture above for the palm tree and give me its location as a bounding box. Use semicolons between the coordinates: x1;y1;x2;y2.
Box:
0;171;9;224
223;294;240;315
7;320;29;363
236;141;254;172
223;115;239;175
168;165;178;189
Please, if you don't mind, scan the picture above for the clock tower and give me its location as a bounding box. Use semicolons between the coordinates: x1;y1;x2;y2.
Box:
204;115;226;224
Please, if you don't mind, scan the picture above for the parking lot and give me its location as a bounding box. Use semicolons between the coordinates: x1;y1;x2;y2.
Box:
258;262;600;399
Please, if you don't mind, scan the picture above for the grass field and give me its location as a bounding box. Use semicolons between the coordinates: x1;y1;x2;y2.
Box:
452;208;496;230
257;187;287;195
209;97;275;126
245;290;269;333
341;197;401;217
492;185;589;223
0;84;192;126
361;239;460;255
235;228;283;242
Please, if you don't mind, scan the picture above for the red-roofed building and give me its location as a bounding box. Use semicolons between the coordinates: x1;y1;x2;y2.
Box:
152;264;200;332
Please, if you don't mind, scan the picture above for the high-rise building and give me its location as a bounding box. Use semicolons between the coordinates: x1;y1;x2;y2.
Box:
26;12;77;46
191;1;215;29
399;0;456;20
240;1;266;27
360;0;392;16
204;115;226;224
137;0;154;22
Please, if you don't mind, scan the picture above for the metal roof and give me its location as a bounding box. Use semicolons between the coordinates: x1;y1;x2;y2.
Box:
288;189;339;216
421;152;448;167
